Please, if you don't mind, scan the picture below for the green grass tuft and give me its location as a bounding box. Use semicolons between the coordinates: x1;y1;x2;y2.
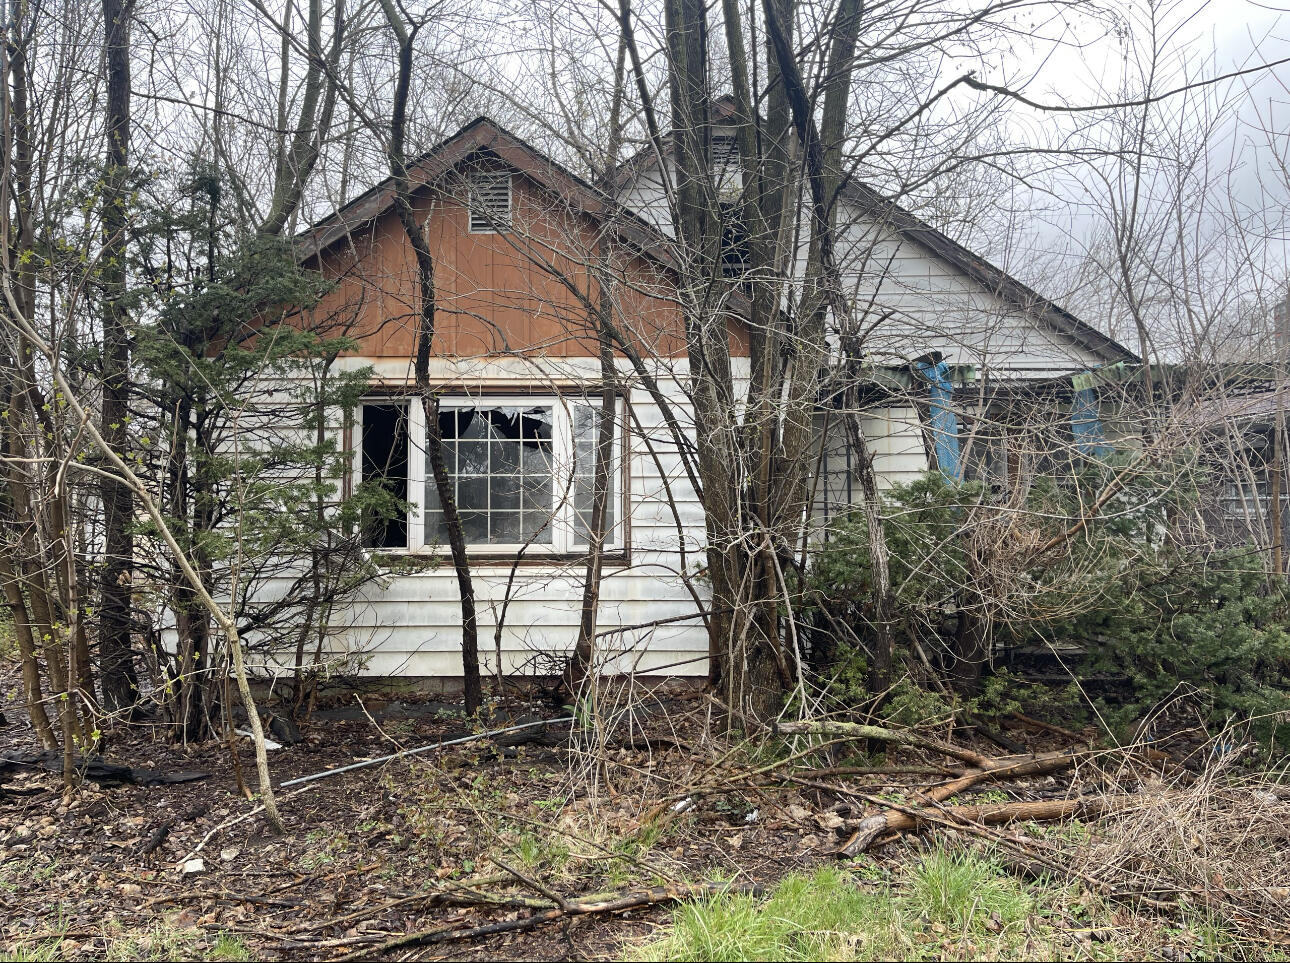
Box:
907;844;1033;934
630;851;1063;962
631;866;904;962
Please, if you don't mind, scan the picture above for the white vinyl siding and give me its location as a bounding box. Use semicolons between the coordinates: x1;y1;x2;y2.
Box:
622;134;1120;379
319;366;710;678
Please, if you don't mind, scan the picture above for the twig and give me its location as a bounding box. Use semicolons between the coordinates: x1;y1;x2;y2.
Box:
278;716;573;789
174;784;318;866
771;719;994;768
490;856;568;909
334;880;764;960
279;874;513;935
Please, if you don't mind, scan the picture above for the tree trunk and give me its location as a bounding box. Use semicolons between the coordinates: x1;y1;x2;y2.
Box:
662;0;766;712
377;0;482;713
762;0;895;696
567;40;629;698
0;553;55;746
99;0;140;712
257;0;344;237
566;307;618;695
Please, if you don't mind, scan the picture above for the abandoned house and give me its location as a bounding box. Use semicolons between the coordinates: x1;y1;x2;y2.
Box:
273;115;1137;683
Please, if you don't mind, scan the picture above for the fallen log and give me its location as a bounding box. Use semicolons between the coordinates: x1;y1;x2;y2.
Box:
336;880;764;960
1010;711;1087;742
836;794;1133;856
927;749;1084;800
832;748;1086;855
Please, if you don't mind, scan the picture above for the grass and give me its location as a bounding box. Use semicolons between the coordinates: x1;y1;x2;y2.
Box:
908;846;1033;934
631;866;902;962
632;843;1290;962
630;848;1073;962
513;830;570;874
0;943;63;963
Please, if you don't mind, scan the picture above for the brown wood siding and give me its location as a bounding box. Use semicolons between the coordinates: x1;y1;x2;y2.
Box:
301;171;743;361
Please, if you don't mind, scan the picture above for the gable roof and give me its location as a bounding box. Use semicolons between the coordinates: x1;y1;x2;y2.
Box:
840;180;1135;365
299;111;1135;368
612;97;1136;367
295;116;667;265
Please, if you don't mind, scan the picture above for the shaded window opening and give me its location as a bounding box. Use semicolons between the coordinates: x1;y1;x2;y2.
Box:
361;403;409;548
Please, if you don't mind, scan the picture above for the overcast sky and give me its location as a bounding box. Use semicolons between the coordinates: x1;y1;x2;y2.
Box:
926;0;1290;324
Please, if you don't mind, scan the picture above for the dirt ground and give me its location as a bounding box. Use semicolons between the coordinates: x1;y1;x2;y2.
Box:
3;671;1287;962
0;676;832;961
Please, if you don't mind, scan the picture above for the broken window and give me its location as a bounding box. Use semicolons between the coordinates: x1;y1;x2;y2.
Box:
425;405;556;546
360;402;410;549
360;395;622;554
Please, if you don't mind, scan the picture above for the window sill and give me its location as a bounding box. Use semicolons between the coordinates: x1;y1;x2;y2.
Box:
366;549;630;572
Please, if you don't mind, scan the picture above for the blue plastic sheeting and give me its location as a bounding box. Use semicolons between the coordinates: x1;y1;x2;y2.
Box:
1070;383;1110;457
914;360;962;482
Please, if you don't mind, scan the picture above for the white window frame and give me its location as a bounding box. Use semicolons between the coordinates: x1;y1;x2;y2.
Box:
467;171;513;234
355;394;625;556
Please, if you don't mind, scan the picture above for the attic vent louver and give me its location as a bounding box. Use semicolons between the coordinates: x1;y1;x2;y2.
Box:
711;134;738;169
468;171;512;233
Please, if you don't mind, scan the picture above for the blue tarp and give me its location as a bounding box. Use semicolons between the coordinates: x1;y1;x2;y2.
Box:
914;359;962;482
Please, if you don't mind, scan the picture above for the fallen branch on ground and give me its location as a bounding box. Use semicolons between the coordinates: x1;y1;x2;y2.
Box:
1010;711;1087;742
772;719;993;767
837;794;1133;856
335;880;764;960
833;748;1086;855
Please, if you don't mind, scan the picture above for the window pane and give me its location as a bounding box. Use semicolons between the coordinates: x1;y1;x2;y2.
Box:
491;439;521;474
458;440;489;476
572;404;614;546
521;511;554;544
522;439;553;473
491;475;522;511
490;511;522;543
423;510;445;544
522;473;553;514
459;510;488;543
458;475;489;511
426;403;555;546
